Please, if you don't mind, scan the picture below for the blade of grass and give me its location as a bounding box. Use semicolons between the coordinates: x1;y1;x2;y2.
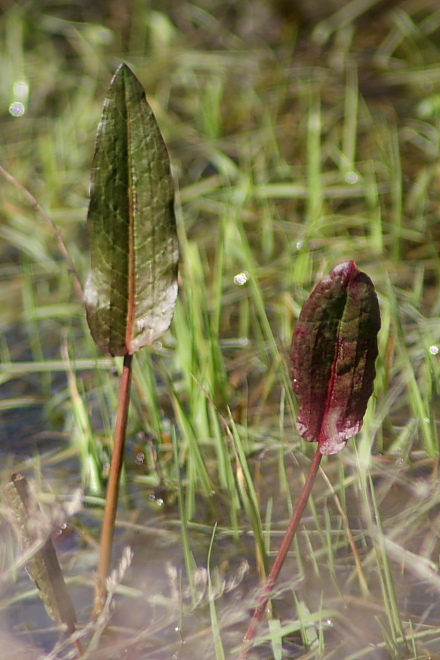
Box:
368;471;406;648
62;341;103;496
240;449;323;658
0;165;84;300
173;427;197;600
207;523;226;660
386;276;435;455
227;410;268;582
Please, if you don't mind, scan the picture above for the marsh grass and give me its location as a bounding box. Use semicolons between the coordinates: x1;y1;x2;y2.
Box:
1;0;440;658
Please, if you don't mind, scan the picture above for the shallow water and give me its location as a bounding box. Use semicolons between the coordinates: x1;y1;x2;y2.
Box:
2;433;440;660
0;287;438;659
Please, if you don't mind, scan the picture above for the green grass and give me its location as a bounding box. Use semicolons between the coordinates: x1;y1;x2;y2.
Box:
1;0;440;658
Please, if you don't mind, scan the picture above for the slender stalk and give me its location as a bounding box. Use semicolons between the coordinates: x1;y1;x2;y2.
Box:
74;639;84;657
93;353;133;617
239;448;323;659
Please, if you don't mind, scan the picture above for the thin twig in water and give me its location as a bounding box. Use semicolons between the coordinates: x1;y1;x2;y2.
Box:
0;164;84;300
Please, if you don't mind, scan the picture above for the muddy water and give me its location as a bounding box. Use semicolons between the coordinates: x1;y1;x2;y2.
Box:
0;341;438;660
2;440;440;660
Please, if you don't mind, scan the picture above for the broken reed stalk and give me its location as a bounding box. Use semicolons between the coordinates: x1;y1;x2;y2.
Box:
3;473;83;658
94;352;133;616
239;449;323;658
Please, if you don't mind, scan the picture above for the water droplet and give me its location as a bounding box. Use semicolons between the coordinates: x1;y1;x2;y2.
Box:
234;271;249;286
296;241;304;250
429;345;439;355
9;102;25;117
345;171;358;184
9;80;29;117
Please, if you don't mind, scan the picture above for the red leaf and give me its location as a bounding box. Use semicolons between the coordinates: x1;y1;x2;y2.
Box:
290;261;380;455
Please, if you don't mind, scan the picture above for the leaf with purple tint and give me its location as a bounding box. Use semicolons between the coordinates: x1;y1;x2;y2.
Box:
290;261;380;455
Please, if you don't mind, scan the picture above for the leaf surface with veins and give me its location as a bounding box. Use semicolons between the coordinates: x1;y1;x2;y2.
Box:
290;261;380;455
85;64;179;356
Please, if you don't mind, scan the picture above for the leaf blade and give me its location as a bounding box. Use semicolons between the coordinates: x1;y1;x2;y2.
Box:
85;63;179;356
290;261;380;455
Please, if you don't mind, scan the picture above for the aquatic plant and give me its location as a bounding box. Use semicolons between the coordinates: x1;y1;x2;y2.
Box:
241;261;381;656
84;63;179;614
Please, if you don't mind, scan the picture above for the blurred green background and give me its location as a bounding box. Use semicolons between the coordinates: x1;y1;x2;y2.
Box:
1;1;440;659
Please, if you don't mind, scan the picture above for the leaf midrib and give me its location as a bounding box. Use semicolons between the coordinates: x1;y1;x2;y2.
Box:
126;77;135;354
319;291;347;443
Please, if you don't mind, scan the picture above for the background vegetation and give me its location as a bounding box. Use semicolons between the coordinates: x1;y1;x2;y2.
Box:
1;0;440;658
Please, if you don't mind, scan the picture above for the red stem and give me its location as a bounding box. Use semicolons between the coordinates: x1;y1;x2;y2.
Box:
73;638;84;657
240;448;323;658
93;353;133;617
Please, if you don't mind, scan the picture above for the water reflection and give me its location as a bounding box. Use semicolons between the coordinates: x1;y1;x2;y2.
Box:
2;448;440;658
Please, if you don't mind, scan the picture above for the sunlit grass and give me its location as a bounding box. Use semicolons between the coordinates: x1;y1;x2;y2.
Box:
1;0;440;658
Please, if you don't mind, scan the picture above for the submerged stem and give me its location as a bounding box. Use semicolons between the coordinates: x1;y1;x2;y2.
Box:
240;448;323;658
93;352;133;617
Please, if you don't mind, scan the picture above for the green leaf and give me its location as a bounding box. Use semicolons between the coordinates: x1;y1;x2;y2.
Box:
85;63;179;356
